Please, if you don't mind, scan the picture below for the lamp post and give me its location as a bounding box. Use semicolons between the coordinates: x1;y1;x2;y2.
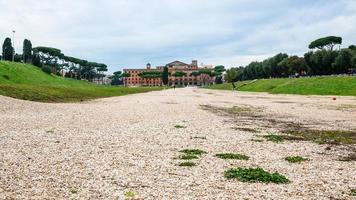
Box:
12;30;15;62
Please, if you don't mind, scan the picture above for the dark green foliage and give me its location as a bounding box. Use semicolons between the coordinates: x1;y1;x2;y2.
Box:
14;54;22;62
179;149;207;155
215;153;249;160
309;36;342;50
214;65;226;84
332;49;353;74
172;71;187;77
2;38;13;61
110;71;122;85
263;134;284;143
162;66;169;85
138;71;162;79
23;39;32;63
350;189;356;196
284;156;309;163
41;66;52;74
32;53;42;67
178;162;196;167
174;125;186;129
224;167;290;184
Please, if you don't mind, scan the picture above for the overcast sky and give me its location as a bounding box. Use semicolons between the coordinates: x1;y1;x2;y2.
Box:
1;0;355;72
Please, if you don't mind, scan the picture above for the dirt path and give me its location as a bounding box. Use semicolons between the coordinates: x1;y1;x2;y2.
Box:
0;88;355;199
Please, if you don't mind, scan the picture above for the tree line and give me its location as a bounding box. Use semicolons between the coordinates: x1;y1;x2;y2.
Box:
1;37;108;83
225;36;356;87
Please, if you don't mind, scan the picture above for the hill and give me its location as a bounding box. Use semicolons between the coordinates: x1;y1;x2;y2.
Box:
0;61;162;102
208;76;356;96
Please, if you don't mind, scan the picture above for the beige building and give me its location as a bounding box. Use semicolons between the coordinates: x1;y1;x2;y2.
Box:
123;60;214;86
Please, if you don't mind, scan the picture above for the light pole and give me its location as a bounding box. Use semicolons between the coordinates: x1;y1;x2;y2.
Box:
12;30;15;62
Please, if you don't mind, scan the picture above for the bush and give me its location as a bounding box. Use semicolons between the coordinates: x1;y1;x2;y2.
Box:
224;167;290;184
41;66;52;74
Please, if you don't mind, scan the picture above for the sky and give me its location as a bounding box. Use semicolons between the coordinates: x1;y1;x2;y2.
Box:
1;0;356;73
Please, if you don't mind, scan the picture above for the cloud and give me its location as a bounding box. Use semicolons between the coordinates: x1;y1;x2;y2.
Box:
0;0;355;72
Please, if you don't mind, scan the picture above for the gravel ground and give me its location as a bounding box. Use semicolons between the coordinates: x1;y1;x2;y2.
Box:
0;88;355;200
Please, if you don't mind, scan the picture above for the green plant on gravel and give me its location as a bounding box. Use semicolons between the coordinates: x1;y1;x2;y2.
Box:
263;134;284;143
351;189;356;196
285;129;356;145
179;149;207;155
179;154;199;160
69;188;78;194
224;167;290;184
124;191;136;198
174;125;186;129
284;156;309;163
215;153;249;160
178;161;196;167
251;139;264;142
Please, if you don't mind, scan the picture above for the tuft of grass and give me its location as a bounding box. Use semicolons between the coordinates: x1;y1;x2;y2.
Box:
215;153;249;160
224;167;290;184
69;188;78;194
179;149;207;155
124;191;135;198
178;161;196;167
284;156;309;163
285;129;356;145
263;134;284;143
179;154;199;160
351;189;356;196
174;125;186;129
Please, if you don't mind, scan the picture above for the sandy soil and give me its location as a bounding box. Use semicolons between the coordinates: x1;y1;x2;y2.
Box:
0;88;355;199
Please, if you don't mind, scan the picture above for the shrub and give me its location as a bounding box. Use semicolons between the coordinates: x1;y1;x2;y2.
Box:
41;66;52;74
224;167;290;184
215;153;249;160
284;156;309;163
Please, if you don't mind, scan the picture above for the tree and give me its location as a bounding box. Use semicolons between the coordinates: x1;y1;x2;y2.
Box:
32;53;42;67
214;65;226;84
309;36;342;51
162;66;169;85
2;38;13;61
224;68;238;89
286;56;308;75
111;71;123;85
121;72;131;86
332;49;353;74
23;39;32;63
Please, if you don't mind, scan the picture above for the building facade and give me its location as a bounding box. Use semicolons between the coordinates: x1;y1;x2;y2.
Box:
123;60;214;86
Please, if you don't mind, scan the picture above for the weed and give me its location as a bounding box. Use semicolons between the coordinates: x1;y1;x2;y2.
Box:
178;162;196;167
124;191;135;198
224;167;290;184
263;134;284;143
174;125;186;129
216;153;249;160
69;188;78;194
284;156;309;163
179;149;207;155
351;189;356;196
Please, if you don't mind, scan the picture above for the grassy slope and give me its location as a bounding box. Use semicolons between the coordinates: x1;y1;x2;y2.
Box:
0;61;163;102
208;76;356;96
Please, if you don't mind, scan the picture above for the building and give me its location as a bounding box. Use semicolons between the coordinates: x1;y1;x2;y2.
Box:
123;60;214;86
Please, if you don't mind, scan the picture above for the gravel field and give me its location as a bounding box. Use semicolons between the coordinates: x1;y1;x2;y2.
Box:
0;88;355;200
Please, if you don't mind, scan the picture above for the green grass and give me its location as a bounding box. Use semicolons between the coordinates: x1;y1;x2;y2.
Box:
224;167;290;184
179;149;207;155
0;61;163;102
263;134;284;143
285;129;356;145
178;161;196;167
215;153;249;160
207;76;356;96
284;156;309;163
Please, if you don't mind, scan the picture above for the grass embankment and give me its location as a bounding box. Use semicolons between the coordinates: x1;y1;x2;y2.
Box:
0;61;163;102
208;76;356;96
